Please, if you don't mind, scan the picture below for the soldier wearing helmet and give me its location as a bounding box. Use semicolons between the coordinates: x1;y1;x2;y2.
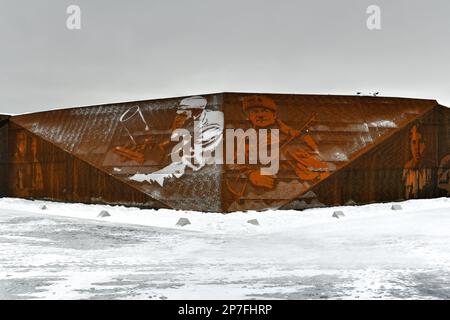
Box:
226;95;330;198
243;96;303;142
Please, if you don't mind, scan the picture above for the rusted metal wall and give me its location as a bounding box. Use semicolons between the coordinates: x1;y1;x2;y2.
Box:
2;93;448;212
10;94;223;211
303;106;450;208
221;93;440;211
0;115;9;196
6;122;167;208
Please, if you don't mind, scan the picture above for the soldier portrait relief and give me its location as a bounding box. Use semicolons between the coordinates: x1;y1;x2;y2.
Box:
402;125;433;199
100;96;225;211
4;93;446;212
130;96;224;187
224;95;335;211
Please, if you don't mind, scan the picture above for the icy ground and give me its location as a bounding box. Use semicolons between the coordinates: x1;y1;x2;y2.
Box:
0;197;449;300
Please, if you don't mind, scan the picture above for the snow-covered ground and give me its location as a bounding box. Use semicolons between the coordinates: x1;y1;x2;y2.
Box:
0;197;449;299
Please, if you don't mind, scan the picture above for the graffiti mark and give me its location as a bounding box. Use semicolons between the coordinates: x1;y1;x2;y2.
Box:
112;105;152;164
119;105;150;145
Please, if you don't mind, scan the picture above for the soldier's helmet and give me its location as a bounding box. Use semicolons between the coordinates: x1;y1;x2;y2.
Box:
179;96;207;110
242;95;277;113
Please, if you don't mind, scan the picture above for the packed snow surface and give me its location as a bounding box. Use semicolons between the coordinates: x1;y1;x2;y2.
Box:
0;197;449;299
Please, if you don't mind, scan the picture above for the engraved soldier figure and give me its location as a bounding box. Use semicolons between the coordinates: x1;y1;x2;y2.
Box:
403;125;432;199
130;96;224;187
226;95;330;204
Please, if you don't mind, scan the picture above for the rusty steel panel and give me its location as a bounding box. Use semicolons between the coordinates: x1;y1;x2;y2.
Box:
5;122;167;208
304;106;450;209
0;115;9;196
10;94;224;211
5;93;448;212
220;93;441;211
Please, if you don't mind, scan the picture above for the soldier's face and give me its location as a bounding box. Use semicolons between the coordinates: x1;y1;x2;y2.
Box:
174;110;191;128
410;129;424;163
248;107;276;127
174;108;203;128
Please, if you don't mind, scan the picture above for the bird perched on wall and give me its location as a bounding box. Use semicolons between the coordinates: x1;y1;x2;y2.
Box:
356;91;380;97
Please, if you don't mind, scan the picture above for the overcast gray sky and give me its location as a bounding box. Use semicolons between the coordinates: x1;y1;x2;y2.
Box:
1;0;449;113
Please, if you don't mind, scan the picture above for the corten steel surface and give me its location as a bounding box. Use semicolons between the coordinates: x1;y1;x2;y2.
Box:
0;115;10;196
304;106;450;209
6;122;166;208
2;93;449;212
